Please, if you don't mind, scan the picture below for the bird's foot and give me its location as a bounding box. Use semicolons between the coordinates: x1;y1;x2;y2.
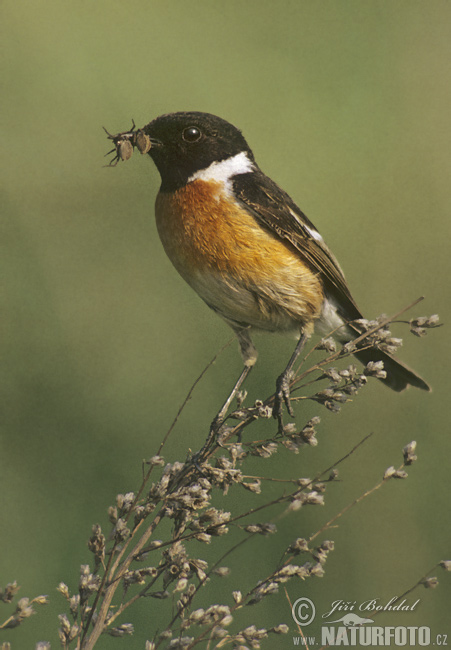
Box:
194;414;228;463
210;412;225;434
273;370;295;432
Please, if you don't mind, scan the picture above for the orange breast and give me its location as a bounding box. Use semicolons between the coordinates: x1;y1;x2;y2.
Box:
155;180;324;331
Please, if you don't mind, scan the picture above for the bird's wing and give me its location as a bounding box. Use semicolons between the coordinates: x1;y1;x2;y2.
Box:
232;169;362;322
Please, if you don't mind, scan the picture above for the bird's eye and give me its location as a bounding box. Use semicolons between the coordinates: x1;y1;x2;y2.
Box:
182;126;202;142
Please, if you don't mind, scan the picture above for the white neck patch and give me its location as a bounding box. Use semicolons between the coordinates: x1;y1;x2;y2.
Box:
187;151;254;193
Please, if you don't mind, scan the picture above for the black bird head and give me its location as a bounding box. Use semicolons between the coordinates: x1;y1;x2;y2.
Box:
143;111;254;191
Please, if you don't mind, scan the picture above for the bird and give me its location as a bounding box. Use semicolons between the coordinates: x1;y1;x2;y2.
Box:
110;111;430;429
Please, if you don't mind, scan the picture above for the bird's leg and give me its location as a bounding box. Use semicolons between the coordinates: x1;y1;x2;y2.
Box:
274;332;308;430
195;364;252;467
210;328;257;431
210;364;254;432
194;330;256;465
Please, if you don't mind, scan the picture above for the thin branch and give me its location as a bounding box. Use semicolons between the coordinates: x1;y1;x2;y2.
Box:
309;461;405;544
157;338;235;456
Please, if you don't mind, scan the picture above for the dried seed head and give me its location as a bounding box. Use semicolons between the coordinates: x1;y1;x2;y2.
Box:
288;490;324;511
380;337;403;355
189;608;206;623
0;581;20;603
212;567;230;577
299;418;320;446
113;518;131;542
233;590;243;604
274;564;304;582
57;582;70;599
69;594;80;618
250;442;278;458
58;613;71;635
146;455;165;466
229;444;247;462
410;314;440;337
14;597;36;620
309;562;325;577
341;364;358;379
241;480;261;494
325;400;341;413
364;361;387;379
392;469;408;479
383;466;396;480
323;367;342;384
318;337;337;353
342;341;357;354
257;403;273;418
281;438;302;453
440;560;451;571
313;482;327;492
248;581;279;604
108;505;118;524
320;540;335;551
116;493;135;513
174;578;188;592
312;547;329;564
107;623;134;637
79;565;101;601
421;576;439;589
147;540;163;550
410;325;427;337
240;624;268;641
88;524;105;563
167;637;194;648
235;390;248;407
403;440;417;465
270;624;289;634
305;491;325;506
203;604;231;623
212;625;228;638
426;314;440;326
58;629;67;645
244;523;277;536
288;538;309;554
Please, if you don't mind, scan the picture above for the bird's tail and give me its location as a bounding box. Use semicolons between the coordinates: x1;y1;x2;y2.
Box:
353;345;431;392
325;302;431;392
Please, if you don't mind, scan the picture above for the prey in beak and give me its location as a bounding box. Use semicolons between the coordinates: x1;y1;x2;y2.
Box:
103;120;160;166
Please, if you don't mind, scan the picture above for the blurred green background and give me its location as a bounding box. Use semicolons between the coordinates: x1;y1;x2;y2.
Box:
2;0;450;647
